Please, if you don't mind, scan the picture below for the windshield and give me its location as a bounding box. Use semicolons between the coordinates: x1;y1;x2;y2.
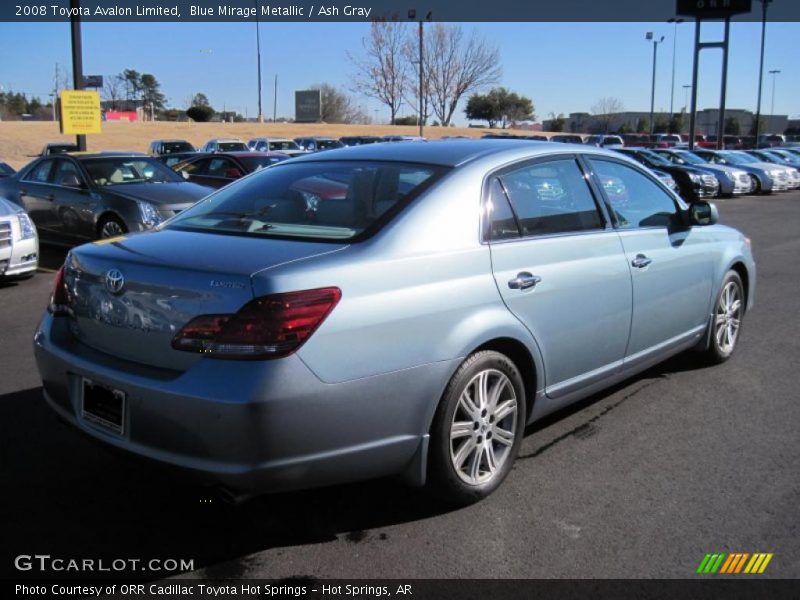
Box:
636;151;671;167
82;157;184;186
167;161;445;241
268;141;301;151
162;142;194;154
726;152;758;164
675;152;705;165
239;155;290;171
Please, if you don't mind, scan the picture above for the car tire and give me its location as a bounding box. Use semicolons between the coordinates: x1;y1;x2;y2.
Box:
428;350;526;505
704;270;745;364
97;215;128;239
749;174;762;194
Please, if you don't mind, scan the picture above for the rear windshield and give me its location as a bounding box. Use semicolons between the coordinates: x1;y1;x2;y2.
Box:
218;142;248;152
162;142;194;154
268;140;301;151
316;139;344;150
167;161;445;241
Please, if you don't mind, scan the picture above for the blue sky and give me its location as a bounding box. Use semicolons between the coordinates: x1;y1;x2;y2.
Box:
0;21;797;125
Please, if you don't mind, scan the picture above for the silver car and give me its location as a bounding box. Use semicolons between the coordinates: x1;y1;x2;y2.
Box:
0;197;38;279
34;141;755;504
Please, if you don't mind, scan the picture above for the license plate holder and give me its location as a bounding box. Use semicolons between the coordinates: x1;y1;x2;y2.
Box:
81;379;126;436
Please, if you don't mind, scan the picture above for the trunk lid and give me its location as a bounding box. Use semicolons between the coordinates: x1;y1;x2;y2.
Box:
65;229;346;370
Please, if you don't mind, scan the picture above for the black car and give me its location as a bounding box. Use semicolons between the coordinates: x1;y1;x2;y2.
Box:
0;152;212;243
148;139;196;156
0;161;15;177
616;148;719;202
339;136;382;146
172;152;290;189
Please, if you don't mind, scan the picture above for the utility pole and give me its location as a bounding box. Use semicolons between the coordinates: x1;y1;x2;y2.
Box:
768;69;781;123
754;0;771;145
273;74;277;122
255;0;263;122
70;0;86;150
418;20;424;137
667;18;684;124
646;32;664;137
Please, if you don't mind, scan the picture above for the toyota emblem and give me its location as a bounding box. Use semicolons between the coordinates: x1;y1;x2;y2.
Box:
105;268;125;294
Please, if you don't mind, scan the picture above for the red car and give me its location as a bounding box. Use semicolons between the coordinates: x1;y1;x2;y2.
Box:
172;152;290;189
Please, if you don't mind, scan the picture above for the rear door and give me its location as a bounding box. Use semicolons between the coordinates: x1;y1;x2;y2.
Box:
487;156;633;398
585;157;713;364
50;158;95;241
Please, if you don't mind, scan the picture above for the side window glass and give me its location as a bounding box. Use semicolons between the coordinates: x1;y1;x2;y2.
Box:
52;160;85;187
24;160;55;183
588;159;678;229
486;178;519;241
498;158;604;237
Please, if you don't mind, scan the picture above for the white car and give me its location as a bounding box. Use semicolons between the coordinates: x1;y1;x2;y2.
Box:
0;197;38;280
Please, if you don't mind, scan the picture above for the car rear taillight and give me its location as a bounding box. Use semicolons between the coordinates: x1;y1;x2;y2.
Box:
172;287;341;359
48;266;71;316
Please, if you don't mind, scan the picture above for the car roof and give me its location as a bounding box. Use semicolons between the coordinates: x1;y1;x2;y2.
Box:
153;139;191;143
61;151;149;159
283;139;619;168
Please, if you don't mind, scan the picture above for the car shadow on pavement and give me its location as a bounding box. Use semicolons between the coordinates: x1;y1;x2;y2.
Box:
1;351;710;579
0;386;449;580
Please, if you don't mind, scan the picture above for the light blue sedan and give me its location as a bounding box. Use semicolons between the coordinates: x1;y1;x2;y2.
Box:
34;140;755;504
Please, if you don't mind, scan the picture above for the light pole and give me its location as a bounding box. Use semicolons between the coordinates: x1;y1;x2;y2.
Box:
754;0;772;144
255;1;263;122
646;32;665;137
768;69;781;122
408;9;432;137
667;18;684;125
682;84;692;112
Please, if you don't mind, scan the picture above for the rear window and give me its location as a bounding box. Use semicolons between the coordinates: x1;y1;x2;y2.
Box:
218;142;248;152
268;141;300;151
167;161;445;241
162;142;194;154
316;139;343;150
239;155;290;171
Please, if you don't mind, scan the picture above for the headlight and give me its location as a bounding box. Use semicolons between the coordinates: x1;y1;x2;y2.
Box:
689;173;701;183
17;213;36;241
769;170;782;178
137;201;162;229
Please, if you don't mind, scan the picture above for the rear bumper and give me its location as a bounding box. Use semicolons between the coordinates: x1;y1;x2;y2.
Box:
34;313;457;493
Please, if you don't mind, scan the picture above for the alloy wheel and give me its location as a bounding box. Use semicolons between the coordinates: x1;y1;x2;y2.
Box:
715;280;742;354
449;369;518;485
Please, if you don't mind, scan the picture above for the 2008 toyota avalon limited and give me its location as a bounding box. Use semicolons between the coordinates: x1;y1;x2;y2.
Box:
33;140;755;505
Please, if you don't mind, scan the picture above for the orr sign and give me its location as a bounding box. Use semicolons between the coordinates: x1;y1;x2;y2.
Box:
59;90;102;135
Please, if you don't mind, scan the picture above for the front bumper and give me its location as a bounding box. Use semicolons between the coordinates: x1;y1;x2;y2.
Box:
0;229;38;278
34;313;455;494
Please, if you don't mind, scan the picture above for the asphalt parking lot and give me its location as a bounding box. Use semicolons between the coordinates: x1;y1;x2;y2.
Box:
1;192;798;580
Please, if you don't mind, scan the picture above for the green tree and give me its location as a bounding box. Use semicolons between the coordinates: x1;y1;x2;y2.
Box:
465;87;534;129
122;69;142;102
465;93;498;128
548;112;566;132
186;105;214;122
724;117;741;136
636;118;649;133
140;73;166;111
668;112;684;134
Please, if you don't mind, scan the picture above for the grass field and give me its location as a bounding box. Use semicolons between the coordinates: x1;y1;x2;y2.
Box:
0;121;536;170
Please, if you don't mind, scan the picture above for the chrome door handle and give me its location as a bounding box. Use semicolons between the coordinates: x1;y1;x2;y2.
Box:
508;272;542;290
631;254;653;268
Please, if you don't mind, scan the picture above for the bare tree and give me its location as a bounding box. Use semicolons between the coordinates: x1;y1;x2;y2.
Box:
591;97;624;134
349;21;409;125
311;83;362;124
426;25;501;127
102;75;124;110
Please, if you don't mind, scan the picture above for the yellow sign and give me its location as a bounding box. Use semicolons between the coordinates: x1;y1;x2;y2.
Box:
59;90;102;135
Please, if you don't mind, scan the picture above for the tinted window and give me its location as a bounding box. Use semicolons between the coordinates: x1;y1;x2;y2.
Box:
52;159;85;186
240;156;289;171
588;159;678;229
24;160;55;183
161;142;194;154
498;158;603;237
486;178;519;241
168;161;444;241
207;158;236;177
177;158;212;175
268;140;301;151
217;142;248;152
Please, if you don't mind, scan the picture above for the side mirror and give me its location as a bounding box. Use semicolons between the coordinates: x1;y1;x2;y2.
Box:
689;201;718;226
